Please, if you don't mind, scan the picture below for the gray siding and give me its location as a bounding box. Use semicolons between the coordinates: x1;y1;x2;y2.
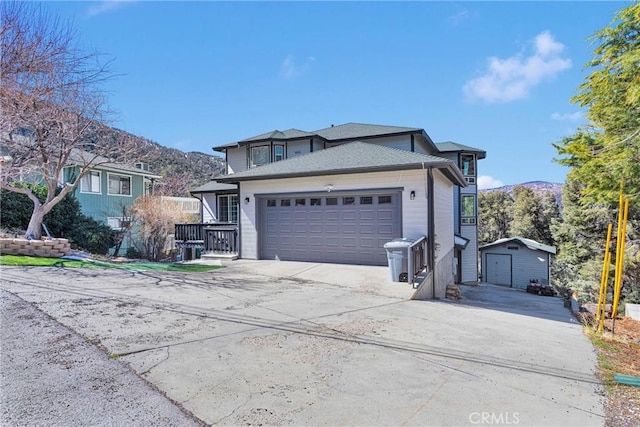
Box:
481;243;551;289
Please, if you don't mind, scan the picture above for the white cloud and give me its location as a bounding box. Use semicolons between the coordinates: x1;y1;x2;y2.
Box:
463;31;572;103
279;54;316;80
550;111;583;121
478;175;504;190
450;9;470;26
86;1;134;18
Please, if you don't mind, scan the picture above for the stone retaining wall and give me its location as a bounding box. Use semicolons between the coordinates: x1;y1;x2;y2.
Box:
0;237;71;258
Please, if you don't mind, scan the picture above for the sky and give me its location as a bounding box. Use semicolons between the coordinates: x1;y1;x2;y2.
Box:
44;0;629;189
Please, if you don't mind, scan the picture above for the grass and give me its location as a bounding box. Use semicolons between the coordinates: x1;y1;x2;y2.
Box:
0;254;221;272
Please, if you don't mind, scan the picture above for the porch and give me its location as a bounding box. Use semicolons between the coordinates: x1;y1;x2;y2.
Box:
174;223;238;260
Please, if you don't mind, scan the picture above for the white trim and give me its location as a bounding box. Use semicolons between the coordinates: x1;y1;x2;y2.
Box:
217;194;238;222
80;170;102;194
107;172;132;197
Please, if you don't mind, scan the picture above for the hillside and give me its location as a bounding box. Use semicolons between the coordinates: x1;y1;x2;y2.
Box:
105;126;226;196
481;181;563;201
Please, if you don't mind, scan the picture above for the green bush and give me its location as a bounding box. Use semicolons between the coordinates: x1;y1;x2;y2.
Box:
1;185;114;255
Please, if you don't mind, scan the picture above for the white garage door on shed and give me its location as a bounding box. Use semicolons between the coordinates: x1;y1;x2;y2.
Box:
260;191;401;266
485;254;512;286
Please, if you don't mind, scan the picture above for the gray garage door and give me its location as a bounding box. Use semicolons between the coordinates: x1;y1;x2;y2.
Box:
485;254;512;286
260;192;401;266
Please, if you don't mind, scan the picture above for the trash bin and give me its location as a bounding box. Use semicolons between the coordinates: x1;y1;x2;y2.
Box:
384;238;415;282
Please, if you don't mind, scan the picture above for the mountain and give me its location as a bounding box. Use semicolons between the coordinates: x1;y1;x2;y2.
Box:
481;181;564;202
105;126;226;196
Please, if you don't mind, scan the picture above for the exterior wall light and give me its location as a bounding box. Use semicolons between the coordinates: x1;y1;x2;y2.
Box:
324;184;334;192
244;197;250;204
410;191;416;200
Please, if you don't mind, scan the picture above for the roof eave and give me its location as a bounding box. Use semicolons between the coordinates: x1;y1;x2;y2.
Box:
217;161;463;184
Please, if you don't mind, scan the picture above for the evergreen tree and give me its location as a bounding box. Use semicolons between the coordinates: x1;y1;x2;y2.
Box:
478;190;513;246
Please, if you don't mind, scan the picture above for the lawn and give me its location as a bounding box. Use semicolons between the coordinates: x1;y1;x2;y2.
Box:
0;255;221;273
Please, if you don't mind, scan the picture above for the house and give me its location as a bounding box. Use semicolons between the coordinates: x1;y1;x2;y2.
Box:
186;123;485;296
479;237;556;289
63;154;161;253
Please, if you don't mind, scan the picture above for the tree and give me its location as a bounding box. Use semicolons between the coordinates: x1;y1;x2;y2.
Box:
0;2;144;239
0;185;114;254
130;196;191;261
552;2;640;303
478;190;513;246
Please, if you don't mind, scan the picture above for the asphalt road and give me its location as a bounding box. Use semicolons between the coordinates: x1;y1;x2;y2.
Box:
0;262;604;426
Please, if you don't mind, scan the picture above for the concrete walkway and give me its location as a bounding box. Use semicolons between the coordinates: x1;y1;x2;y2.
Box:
0;262;604;426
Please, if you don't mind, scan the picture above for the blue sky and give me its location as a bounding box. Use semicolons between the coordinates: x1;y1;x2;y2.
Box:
46;1;628;188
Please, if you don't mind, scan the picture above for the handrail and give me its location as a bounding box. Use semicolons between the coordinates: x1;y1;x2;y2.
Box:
175;222;237;242
407;236;428;287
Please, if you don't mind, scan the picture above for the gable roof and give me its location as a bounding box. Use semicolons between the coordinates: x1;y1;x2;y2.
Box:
436;141;487;159
67;150;161;178
239;128;317;143
216;141;466;186
479;237;556;254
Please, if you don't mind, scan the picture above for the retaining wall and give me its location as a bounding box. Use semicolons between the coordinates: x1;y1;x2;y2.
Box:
0;237;71;258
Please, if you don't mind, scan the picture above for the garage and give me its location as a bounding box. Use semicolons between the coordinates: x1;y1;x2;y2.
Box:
260;191;401;265
480;237;556;289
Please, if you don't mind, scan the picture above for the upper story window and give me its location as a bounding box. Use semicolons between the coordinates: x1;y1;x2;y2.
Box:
461;154;476;176
250;146;270;168
461;194;476;225
108;173;131;196
80;170;101;194
274;145;285;162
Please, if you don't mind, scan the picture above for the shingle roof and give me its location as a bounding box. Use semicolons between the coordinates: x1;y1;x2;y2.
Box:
479;237;556;254
436;141;487;159
239;128;317;143
190;181;238;193
216;141;466;186
314;123;423;141
67;150;161;178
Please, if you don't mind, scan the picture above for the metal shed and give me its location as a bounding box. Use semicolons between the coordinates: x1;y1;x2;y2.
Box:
479;237;556;289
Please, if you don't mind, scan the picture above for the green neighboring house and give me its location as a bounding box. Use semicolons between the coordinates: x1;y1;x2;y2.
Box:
63;156;161;253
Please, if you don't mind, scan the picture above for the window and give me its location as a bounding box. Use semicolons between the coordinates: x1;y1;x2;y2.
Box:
267;199;276;207
461;194;476;225
274;145;285;162
81;171;101;194
343;197;355;205
250;146;270;167
310;198;322;206
295;198;306;206
108;174;131;196
280;199;291;207
460;154;476;177
218;195;238;222
378;195;392;204
107;217;131;230
360;196;373;205
326;198;338;206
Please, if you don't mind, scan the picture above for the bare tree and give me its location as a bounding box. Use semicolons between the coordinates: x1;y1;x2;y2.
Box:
0;2;144;238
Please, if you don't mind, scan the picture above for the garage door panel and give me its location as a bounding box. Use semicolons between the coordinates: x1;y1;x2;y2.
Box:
261;192;401;266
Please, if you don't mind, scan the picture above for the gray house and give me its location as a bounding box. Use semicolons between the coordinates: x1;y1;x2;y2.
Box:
479;237;556;289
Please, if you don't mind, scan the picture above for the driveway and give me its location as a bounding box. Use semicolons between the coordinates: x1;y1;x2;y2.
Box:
0;261;603;426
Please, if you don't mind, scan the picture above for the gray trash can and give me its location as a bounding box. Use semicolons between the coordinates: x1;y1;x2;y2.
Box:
384;238;415;282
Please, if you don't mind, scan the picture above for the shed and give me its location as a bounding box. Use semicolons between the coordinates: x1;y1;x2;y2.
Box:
479;237;556;289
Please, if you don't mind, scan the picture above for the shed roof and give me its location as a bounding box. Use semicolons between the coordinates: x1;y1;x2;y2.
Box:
216;141;466;186
479;237;556;254
189;181;238;194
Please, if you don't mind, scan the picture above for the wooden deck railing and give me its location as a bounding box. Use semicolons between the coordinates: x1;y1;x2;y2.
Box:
175;223;238;254
407;236;428;287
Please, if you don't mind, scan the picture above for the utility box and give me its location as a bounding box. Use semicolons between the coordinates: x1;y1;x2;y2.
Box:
384;238;414;282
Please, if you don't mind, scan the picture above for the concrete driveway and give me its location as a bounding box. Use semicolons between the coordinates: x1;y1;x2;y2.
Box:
0;260;603;426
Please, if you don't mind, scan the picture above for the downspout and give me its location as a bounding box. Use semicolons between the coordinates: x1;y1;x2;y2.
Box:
427;166;435;299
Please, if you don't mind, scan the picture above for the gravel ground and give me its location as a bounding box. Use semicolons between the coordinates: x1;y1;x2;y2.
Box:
0;289;203;427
